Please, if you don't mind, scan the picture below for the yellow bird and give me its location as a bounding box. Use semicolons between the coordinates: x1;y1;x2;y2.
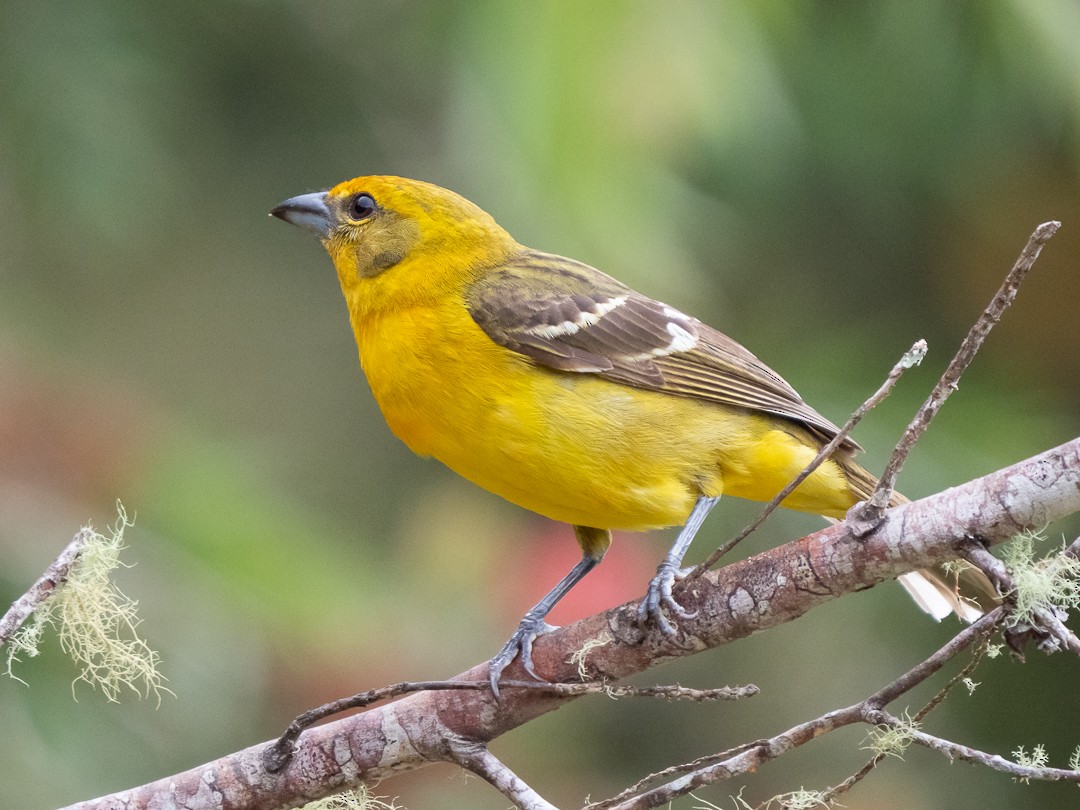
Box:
272;176;988;694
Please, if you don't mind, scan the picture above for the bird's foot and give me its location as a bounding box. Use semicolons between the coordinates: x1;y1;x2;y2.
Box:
637;562;698;636
488;614;557;699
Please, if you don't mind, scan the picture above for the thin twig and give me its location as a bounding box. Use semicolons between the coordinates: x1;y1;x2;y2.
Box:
598;611;1001;810
690;340;927;577
910;635;990;723
859;607;1001;708
1063;535;1080;562
1031;606;1080;656
852;221;1060;529
584;742;760;810
0;528;93;650
819;753;885;804
264;678;758;772
600;683;759;701
876;709;1080;783
822;637;991;802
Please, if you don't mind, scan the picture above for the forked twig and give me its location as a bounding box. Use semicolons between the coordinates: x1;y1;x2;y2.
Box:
594;221;1067;810
690;340;927;576
851;220;1060;530
822;636;991;802
591;610;1002;810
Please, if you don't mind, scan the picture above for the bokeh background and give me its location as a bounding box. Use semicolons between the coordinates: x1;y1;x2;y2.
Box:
2;3;1079;809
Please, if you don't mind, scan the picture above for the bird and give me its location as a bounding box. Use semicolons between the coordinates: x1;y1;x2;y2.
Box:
271;175;993;695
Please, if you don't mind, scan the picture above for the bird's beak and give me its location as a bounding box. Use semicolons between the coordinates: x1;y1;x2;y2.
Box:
270;191;332;238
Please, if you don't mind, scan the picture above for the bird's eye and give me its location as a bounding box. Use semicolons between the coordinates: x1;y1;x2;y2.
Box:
347;193;377;221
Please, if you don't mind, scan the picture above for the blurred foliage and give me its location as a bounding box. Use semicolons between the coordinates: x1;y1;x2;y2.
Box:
1;2;1079;809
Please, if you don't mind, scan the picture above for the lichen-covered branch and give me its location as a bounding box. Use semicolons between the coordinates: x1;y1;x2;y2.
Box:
592;609;1003;810
58;436;1080;810
876;709;1080;783
0;528;93;650
594;598;1080;810
3;512;168;702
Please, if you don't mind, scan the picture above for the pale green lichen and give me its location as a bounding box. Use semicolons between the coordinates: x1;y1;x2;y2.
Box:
1012;743;1048;769
1001;531;1080;626
1012;743;1050;782
771;789;832;809
863;712;919;760
940;560;962;577
694;787;835;810
5;506;169;703
569;631;614;681
300;787;401;810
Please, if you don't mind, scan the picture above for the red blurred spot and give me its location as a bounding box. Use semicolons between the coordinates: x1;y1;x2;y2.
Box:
495;520;661;625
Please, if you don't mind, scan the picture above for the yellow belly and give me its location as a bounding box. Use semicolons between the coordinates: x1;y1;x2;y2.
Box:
356;303;857;530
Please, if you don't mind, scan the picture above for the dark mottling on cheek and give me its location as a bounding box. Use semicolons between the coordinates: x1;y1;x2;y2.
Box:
372;250;405;271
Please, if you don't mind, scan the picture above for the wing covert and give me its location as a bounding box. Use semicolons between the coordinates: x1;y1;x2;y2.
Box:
467;250;858;449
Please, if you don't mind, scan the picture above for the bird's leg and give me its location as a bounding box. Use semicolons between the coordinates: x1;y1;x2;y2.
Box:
638;495;721;636
488;526;609;699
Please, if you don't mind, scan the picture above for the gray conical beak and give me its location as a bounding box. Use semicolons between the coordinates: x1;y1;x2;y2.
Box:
270;191;332;237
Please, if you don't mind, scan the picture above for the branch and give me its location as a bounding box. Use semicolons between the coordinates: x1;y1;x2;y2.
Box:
0;528;93;649
593;609;1003;810
59;437;1080;810
821;632;992;802
596;599;1080;810
692;339;926;574
852;220;1060;527
880;709;1080;783
964;542;1080;656
450;741;561;810
264;679;757;772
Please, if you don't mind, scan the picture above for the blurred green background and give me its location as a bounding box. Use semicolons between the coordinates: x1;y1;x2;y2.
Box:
2;2;1079;808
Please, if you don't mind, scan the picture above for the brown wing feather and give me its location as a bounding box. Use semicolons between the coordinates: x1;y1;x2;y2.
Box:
651;324;858;448
467;249;859;450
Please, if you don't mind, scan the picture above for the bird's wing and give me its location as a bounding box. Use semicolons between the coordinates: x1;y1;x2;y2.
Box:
466;250;858;449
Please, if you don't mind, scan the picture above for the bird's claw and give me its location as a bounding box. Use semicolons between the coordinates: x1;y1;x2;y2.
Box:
488;614;557;699
637;563;698;636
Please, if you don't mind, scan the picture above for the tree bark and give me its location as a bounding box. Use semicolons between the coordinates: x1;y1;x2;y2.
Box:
61;436;1080;810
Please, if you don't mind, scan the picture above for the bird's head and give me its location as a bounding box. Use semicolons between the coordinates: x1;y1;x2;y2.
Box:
272;176;519;311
